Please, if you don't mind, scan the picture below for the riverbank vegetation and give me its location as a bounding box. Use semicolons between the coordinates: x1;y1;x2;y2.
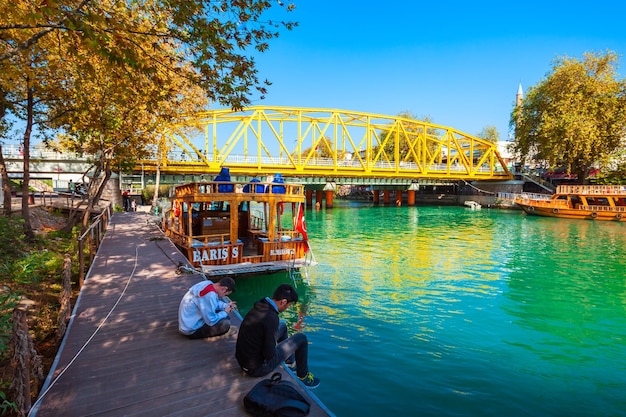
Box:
0;208;78;416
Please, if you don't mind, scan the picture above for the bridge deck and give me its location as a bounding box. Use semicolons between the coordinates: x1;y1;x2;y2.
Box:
31;209;332;417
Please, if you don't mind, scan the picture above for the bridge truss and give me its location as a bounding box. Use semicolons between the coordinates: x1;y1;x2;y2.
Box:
138;106;512;182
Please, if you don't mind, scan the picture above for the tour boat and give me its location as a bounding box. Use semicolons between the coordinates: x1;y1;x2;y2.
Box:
514;184;626;221
162;168;314;277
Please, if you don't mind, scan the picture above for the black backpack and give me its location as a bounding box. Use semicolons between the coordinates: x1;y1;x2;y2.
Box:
243;372;311;417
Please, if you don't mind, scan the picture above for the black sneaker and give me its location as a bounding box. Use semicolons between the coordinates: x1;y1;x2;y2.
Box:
299;372;320;389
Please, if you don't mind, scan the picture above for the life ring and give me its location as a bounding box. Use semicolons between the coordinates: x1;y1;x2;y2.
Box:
528;206;535;212
552;208;559;214
174;201;181;217
616;213;623;220
590;212;598;219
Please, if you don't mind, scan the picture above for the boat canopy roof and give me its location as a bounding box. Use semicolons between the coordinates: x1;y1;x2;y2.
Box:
171;180;305;205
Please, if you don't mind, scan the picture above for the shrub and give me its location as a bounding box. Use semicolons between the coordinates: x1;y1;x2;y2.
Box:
142;184;173;204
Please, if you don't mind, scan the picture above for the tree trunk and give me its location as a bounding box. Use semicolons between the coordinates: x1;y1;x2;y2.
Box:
574;167;590;184
21;85;34;240
151;155;161;212
61;155;110;233
0;91;13;215
0;144;12;215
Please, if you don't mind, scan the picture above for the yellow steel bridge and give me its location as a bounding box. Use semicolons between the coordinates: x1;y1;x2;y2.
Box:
138;106;512;182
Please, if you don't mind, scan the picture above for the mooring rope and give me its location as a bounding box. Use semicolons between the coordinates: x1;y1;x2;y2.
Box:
462;179;496;195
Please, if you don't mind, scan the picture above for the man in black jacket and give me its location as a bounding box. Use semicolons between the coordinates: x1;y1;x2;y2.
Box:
235;283;320;388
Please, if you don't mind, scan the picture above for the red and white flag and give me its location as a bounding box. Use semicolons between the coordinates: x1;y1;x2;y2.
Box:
295;203;308;242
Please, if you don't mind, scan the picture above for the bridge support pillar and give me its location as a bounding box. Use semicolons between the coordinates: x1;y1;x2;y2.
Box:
315;190;323;209
372;190;380;204
306;190;313;207
407;190;415;206
395;191;402;206
325;190;333;209
383;190;391;205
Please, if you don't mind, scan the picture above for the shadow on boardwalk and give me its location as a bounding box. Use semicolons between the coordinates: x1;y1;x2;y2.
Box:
31;210;332;417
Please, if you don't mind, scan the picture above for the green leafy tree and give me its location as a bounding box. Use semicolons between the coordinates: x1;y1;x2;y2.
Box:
476;125;500;143
0;0;297;233
0;0;296;109
510;51;626;182
299;136;334;159
374;111;437;163
594;148;626;184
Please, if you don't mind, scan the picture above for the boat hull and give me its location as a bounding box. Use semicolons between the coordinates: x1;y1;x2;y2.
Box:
517;203;626;221
515;184;626;221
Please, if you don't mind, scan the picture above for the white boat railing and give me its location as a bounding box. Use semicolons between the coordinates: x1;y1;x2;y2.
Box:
497;192;552;202
557;184;626;195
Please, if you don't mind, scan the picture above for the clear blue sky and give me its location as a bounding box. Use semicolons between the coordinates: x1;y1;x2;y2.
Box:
243;1;626;141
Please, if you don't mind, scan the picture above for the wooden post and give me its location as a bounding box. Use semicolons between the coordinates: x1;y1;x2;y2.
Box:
11;298;37;416
57;254;72;344
78;237;85;287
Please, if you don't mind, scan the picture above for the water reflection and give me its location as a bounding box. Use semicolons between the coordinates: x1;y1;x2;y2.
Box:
309;205;505;325
234;204;626;417
503;216;626;346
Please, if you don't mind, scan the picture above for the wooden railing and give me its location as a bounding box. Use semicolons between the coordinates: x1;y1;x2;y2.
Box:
168;228;231;247
77;204;113;287
173;181;305;198
582;205;626;212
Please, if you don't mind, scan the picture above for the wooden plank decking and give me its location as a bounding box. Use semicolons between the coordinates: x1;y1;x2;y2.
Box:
31;209;333;417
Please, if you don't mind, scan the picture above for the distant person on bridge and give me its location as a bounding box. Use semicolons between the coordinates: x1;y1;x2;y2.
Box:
178;278;237;339
69;179;75;195
236;284;320;388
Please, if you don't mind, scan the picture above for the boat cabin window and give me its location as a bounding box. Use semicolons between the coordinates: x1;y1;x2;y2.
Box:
596;198;610;206
209;201;230;212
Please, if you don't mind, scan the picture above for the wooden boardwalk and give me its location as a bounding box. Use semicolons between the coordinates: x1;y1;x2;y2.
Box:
31;209;333;417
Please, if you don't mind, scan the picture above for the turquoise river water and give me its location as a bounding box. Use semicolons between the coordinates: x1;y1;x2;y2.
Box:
231;202;626;417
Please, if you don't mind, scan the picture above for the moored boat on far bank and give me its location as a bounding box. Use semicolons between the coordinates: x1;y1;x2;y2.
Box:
514;184;626;221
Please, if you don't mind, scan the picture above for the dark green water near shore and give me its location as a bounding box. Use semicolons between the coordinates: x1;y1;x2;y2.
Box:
232;203;626;417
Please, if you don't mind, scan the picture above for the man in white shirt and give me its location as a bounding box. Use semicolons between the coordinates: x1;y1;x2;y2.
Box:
178;277;237;339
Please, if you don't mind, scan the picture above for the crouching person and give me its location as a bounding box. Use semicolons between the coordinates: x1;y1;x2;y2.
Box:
235;283;320;388
178;277;237;339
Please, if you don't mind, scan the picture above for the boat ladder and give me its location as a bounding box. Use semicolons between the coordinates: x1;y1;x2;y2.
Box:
287;248;315;287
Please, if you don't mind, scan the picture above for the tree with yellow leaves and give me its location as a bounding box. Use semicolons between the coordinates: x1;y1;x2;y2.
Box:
0;0;297;236
510;51;626;183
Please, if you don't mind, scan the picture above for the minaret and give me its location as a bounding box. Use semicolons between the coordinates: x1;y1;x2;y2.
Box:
512;82;524;141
